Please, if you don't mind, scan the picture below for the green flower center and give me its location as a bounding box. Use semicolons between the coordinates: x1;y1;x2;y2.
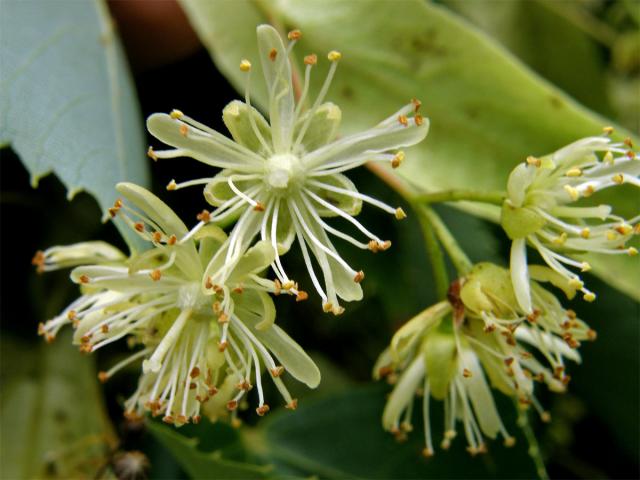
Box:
265;153;303;191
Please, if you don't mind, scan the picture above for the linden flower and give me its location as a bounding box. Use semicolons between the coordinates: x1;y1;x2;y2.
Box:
375;264;591;457
146;25;429;315
375;302;515;457
35;183;319;425
459;263;595;404
502;133;639;312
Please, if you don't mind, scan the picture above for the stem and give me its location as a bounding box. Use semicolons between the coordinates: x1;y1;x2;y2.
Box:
415;189;506;206
420;206;473;275
416;206;449;300
517;406;549;480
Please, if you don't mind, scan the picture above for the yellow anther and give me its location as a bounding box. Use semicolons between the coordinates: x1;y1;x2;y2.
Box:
624;137;633;148
612;173;624;184
411;98;422;112
397;115;408;127
462;368;472;378
606;230;618;241
287;29;302;41
504;437;516;447
295;290;308;302
616;224;633;235
285;399;298;410
391;151;405;168
239;59;252;72
150;269;162;281
196;210;211;223
580;228;590;239
568;278;583;289
400;421;413;433
563;185;579;201
332;305;345;316
414;114;424;126
322;302;333;313
256;404;270;416
583;292;596;302
328;50;342;62
627;150;637;160
304;54;317;66
218;313;229;324
379;240;392;251
147;146;158;161
422;448;434;458
353;271;365;283
629;247;638;256
583;185;595;197
98;371;109;383
566;167;582;177
282;280;295;290
270;366;285;377
580;262;591;272
603;151;614;164
170;109;184;119
602;126;614;135
635;224;640;235
552;232;568;245
226;400;238;411
526;156;541;167
166;180;177;191
395;208;407;220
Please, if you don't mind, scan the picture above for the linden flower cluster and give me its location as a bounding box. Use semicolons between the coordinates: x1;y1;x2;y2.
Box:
35;25;428;426
147;25;428;314
375;263;594;457
502;133;639;312
35;184;319;425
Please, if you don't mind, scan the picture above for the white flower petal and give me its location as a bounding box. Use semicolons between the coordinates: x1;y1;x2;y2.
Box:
382;356;424;430
510;238;532;313
257;24;295;153
238;304;321;388
506;164;536;207
304;117;428;171
461;347;502;439
147;113;261;171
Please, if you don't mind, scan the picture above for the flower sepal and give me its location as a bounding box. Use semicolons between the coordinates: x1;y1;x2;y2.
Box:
501;201;546;240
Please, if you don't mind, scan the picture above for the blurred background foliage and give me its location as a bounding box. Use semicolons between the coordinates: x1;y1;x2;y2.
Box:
0;0;638;478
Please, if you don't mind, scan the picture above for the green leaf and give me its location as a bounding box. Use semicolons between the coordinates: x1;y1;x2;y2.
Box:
147;419;272;479
253;384;537;479
178;0;638;299
442;0;611;115
0;0;149;250
0;333;117;479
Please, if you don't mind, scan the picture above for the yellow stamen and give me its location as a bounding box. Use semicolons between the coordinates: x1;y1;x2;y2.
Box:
328;50;342;62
